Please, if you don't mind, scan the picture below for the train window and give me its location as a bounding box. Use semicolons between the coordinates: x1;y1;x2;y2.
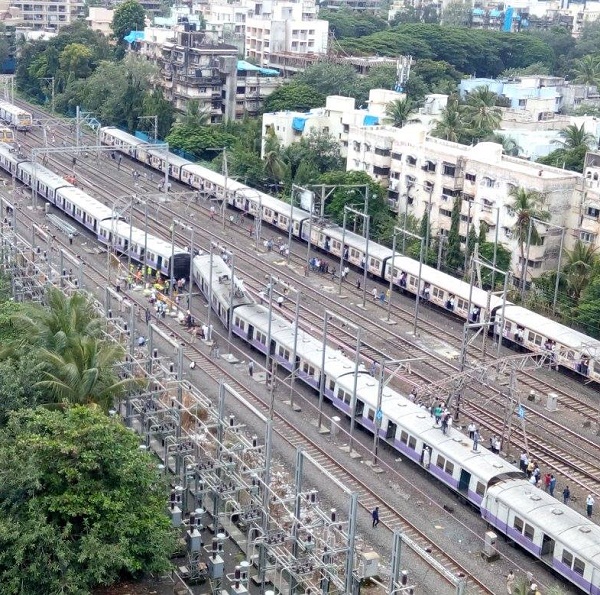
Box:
432;287;443;299
476;482;485;496
400;430;408;445
367;408;375;421
370;258;380;269
278;346;290;359
524;523;534;540
529;332;543;346
308;366;315;376
329;379;335;390
573;557;585;576
562;550;573;567
351;248;359;258
457;298;467;310
409;276;417;287
408;436;417;450
436;454;445;468
513;516;524;533
445;461;454;475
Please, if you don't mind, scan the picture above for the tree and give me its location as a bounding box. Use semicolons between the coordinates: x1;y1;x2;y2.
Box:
296;62;359;97
563;240;598;303
111;0;146;43
166;125;236;160
263;131;288;185
508;187;550;287
576;275;600;337
462;86;502;141
7;287;103;357
177;98;210;128
318;8;388;39
537;144;588;173
385;97;418;127
486;133;522;156
446;195;463;273
35;336;136;412
554;123;596;150
283;130;343;181
262;82;325;113
441;1;472;27
141;89;175;140
0;407;176;594
572;54;600;97
432;96;465;142
58;43;93;82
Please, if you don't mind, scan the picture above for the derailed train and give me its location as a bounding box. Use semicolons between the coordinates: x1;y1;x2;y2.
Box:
192;252;600;594
98;126;600;384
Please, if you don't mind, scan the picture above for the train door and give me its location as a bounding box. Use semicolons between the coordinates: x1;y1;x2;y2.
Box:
541;534;555;560
157;256;163;271
269;338;276;356
247;324;254;342
386;420;397;440
354;398;365;418
420;443;431;468
458;469;471;493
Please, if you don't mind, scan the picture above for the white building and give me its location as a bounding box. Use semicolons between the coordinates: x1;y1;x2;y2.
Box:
261;90;405;157
10;0;84;30
346;122;582;282
573;151;600;250
245;0;328;71
86;7;114;36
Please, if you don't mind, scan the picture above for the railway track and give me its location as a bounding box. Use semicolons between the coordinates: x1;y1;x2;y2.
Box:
11;186;493;595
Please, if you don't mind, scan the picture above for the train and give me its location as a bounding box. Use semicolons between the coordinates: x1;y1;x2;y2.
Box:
98;126;600;384
191;251;600;594
0;143;191;279
0;100;32;130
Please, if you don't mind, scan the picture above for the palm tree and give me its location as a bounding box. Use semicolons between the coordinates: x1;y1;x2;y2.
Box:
462;86;502;139
563;240;598;302
5;288;103;357
263;130;288;184
486;133;522;156
432;97;464;142
573;54;600;98
508;187;550;290
35;337;137;412
554;123;597;150
385;97;419;128
177;99;210;128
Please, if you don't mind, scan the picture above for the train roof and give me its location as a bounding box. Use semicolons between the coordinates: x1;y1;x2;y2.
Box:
503;305;600;354
147;147;193;169
58;186;115;220
396;256;508;310
487;479;600;560
21;163;74;191
255;189;312;224
192;254;255;309
98;219;188;257
234;303;362;374
100;127;146;147
0;100;29;115
0;142;20;162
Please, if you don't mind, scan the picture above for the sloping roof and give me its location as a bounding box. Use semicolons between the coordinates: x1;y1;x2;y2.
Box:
237;60;279;76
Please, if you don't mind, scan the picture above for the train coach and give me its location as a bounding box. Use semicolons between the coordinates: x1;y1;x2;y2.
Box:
0;100;31;130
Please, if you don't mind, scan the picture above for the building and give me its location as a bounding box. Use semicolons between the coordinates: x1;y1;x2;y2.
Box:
573;151;600;250
86;7;114;37
323;0;381;11
9;0;84;30
346;122;582;282
244;0;328;72
138;26;281;122
261;89;405;157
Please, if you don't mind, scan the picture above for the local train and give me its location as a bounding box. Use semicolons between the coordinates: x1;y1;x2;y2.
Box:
191;251;600;594
0;100;32;130
99;126;600;384
0;143;191;279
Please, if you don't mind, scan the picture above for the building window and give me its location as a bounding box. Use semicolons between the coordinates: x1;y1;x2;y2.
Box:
375;147;390;156
466;172;476;182
580;231;596;243
586;206;600;218
406;155;417;166
442;162;456;177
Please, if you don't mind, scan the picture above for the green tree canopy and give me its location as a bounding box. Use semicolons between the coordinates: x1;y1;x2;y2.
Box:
318;8;388;38
111;0;146;43
296;62;359;98
166;124;237;160
263;82;325;113
0;407;176;594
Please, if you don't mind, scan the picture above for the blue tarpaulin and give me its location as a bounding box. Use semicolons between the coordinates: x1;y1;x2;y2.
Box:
472;8;484;15
363;115;379;126
489;9;502;17
503;6;514;31
124;30;144;43
237;60;279;76
292;117;307;132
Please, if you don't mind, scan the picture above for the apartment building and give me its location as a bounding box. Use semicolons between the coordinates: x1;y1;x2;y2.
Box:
573;151;600;250
244;0;328;71
261;90;404;157
138;27;281;122
10;0;84;30
346;122;582;281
